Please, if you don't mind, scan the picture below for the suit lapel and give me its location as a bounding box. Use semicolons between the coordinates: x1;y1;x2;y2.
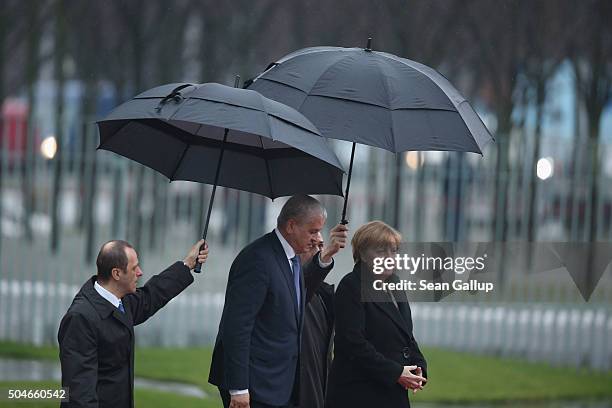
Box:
372;299;412;338
81;276;134;335
113;304;134;333
395;289;414;333
352;266;413;338
298;266;306;330
268;232;300;324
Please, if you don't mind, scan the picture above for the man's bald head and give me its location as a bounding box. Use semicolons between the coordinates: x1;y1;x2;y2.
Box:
96;240;134;283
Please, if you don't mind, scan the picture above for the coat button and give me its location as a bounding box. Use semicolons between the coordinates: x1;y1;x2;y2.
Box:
402;347;411;360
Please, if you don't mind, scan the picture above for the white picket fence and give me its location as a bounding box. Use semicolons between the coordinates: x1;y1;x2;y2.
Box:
1;278;610;371
412;303;612;371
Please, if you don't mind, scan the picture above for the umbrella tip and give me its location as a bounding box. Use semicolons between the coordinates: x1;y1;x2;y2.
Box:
365;37;372;52
234;75;241;88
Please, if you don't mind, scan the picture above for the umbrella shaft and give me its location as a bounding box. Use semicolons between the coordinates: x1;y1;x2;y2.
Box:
202;128;230;239
341;142;356;224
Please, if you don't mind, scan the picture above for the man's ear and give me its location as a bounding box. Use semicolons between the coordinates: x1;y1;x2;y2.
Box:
111;268;122;281
286;219;296;233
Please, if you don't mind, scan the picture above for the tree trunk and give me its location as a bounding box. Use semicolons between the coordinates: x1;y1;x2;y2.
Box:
413;153;425;241
492;109;513;288
23;0;42;243
83;122;98;262
127;13;145;250
527;80;546;242
587;115;602;243
492;112;512;241
568;62;584;240
0;1;10;260
149;3;189;249
0;5;6;106
50;0;66;253
78;35;99;232
453;154;466;241
585;117;601;302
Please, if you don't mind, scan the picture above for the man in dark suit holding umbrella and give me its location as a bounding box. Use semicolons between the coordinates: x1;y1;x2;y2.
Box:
58;239;209;408
209;194;348;408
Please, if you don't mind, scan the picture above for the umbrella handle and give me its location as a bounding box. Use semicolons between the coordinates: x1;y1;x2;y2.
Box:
194;181;217;273
193;240;208;273
340;142;357;225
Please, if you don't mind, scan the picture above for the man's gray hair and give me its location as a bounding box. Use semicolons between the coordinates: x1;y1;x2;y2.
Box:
277;195;327;228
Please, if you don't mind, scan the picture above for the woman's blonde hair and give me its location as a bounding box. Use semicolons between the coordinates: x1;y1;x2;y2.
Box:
351;221;402;263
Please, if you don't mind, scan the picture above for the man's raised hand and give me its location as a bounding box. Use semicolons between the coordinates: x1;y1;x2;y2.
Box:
320;224;348;264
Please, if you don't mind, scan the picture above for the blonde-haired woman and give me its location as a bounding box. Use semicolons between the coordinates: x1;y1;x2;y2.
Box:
326;221;427;408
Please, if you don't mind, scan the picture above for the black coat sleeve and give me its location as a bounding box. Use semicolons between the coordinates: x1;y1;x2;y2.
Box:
334;277;404;387
123;261;194;326
303;252;333;304
58;313;99;408
410;334;428;381
221;253;269;389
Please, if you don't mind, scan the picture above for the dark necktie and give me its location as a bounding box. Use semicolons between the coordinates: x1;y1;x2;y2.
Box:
290;256;301;314
118;301;125;314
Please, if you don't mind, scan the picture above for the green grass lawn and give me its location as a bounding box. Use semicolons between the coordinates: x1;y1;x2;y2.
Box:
1;341;611;405
0;380;219;408
409;348;612;404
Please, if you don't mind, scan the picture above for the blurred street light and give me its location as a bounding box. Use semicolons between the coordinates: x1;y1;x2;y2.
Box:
537;157;554;180
405;151;424;170
40;135;57;159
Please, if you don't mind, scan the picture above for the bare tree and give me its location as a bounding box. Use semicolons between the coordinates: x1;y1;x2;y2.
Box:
24;0;51;244
150;0;192;249
571;0;612;243
465;0;528;241
381;0;466;235
522;1;567;243
109;0;169;251
569;0;612;242
50;0;67;252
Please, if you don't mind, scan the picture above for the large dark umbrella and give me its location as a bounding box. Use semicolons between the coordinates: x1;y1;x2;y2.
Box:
248;40;494;223
97;78;345;271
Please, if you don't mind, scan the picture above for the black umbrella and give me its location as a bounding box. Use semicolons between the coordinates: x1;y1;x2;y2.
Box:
97;77;345;272
248;39;494;224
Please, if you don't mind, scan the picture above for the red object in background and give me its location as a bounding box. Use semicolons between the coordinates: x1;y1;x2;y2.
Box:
0;98;29;163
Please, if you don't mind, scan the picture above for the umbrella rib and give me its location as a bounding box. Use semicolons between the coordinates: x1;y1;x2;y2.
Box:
179;96;321;136
96;120;132;150
262;111;277;198
374;57;397;151
256;77;310;95
259;78;458;113
295;54;353;113
379;52;467;107
189;97;265;113
169;143;190;181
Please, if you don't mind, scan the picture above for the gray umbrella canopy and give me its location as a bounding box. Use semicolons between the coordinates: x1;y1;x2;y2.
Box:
248;45;493;154
98;81;345;272
97;82;345;199
248;44;494;222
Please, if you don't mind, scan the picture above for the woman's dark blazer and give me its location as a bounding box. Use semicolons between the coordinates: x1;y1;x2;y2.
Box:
326;263;427;408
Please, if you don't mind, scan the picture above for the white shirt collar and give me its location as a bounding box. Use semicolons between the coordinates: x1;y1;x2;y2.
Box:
274;228;296;261
94;280;122;308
